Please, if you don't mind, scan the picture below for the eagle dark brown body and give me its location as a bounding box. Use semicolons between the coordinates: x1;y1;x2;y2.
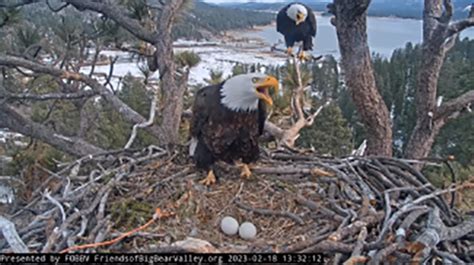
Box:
190;83;266;172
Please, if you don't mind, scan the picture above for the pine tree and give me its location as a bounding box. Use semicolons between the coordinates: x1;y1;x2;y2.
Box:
298;104;353;157
204;70;224;85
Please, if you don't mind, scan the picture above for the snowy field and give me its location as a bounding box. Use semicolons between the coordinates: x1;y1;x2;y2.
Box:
1;38;288;147
175;40;287;86
80;39;288;90
0;131;23;144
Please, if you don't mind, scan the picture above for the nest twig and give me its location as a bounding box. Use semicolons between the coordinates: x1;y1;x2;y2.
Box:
0;146;473;264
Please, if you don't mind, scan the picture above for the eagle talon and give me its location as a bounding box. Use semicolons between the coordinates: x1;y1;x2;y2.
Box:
298;51;308;61
238;163;252;179
286;47;293;56
199;170;216;186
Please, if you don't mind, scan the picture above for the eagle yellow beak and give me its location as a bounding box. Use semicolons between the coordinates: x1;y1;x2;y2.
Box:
255;76;279;106
296;12;305;25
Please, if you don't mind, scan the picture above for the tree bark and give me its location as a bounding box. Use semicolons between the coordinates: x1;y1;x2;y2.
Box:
66;0;188;145
153;0;187;145
0;55;167;142
329;0;393;156
405;0;474;160
0;104;104;157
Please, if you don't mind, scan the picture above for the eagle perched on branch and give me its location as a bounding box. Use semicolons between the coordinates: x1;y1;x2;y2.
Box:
189;73;279;185
277;2;317;60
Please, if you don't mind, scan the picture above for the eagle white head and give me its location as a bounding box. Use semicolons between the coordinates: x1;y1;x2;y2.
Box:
287;3;308;25
220;73;279;112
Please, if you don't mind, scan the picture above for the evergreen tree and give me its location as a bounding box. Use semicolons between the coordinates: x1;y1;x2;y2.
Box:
204;70;224;85
298;104;353;156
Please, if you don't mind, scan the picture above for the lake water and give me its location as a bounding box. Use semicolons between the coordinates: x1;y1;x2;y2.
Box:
241;16;474;58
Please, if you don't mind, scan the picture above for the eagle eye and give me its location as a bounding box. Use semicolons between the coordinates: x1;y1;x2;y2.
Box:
252;77;259;83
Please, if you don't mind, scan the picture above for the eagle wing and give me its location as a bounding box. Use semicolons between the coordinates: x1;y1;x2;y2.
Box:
190;87;210;139
276;4;292;35
305;5;317;37
258;100;266;135
190;84;240;155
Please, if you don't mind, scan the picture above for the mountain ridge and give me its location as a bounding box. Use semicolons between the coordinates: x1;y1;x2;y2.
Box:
213;0;472;19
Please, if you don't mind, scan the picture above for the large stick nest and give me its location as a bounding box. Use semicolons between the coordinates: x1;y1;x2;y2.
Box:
1;145;473;264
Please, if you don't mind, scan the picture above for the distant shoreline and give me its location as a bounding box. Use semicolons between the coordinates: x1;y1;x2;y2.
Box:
225;14;422;41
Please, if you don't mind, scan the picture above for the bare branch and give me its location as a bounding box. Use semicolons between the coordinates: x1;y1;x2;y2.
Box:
0;55;167;142
263;120;284;139
0;55;63;76
103;56;118;89
44;190;66;222
435;90;474;121
0;90;100;101
0;0;39;8
0;103;104;157
446;18;474;38
433;248;467;265
307;102;330;126
0;215;29;253
411;207;474;259
350;226;368;258
124;93;157;149
64;0;157;44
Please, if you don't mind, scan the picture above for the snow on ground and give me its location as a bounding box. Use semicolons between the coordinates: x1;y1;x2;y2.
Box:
178;45;286;86
80;60;157;91
79;39;287;90
1;39;287;142
0;130;23;144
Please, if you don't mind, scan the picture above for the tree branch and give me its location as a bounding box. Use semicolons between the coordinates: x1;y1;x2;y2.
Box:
0;0;39;8
446;18;474;38
0;104;104;157
0;90;100;101
0;55;167;142
435;90;474;120
124;93;157;149
410;207;474;260
64;0;157;44
0;215;29;253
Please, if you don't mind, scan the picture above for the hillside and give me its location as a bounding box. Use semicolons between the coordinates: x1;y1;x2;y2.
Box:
174;1;275;40
174;1;274;39
18;1;275;41
220;0;472;19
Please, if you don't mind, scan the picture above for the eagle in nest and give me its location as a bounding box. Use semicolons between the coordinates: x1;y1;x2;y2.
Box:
189;73;279;185
277;2;317;60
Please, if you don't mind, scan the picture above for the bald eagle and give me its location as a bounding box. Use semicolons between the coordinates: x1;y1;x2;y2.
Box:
277;2;317;60
189;73;279;185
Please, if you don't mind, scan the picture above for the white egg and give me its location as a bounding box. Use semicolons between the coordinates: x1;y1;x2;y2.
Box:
220;216;239;236
239;222;257;240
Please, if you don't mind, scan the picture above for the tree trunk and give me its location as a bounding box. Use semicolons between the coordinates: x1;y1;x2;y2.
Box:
330;0;393;156
65;0;188;145
0;104;104;157
404;0;474;160
155;36;182;145
404;45;445;159
152;0;187;145
405;120;446;160
404;0;445;160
